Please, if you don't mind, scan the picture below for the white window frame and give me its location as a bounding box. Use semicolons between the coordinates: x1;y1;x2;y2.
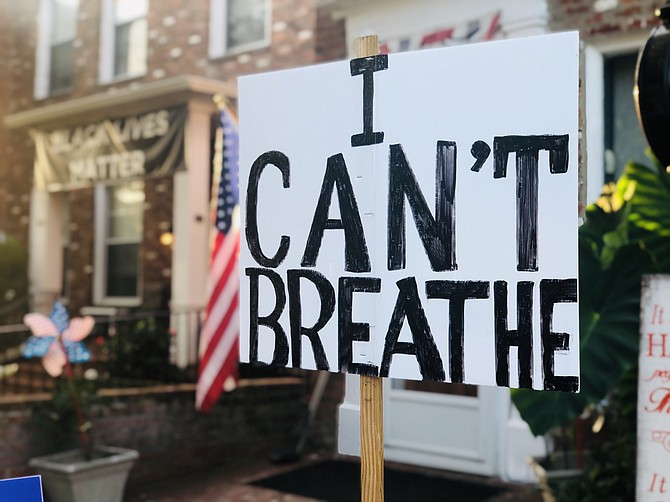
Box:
34;0;79;100
209;0;271;59
583;33;647;204
94;183;143;307
98;0;148;84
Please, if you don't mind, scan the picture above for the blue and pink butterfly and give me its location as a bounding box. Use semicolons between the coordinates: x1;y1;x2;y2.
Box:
22;301;94;377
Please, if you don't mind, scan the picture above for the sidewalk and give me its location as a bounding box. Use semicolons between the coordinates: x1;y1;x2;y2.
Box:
125;455;320;502
124;454;545;502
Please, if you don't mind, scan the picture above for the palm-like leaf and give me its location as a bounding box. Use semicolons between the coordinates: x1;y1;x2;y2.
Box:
512;157;667;436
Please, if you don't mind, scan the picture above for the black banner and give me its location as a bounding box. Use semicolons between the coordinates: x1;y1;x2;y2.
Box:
31;107;186;191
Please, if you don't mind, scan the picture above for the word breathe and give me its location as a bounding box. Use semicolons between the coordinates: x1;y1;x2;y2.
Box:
242;53;579;392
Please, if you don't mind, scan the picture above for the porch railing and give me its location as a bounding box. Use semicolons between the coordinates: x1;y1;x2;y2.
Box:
0;309;201;398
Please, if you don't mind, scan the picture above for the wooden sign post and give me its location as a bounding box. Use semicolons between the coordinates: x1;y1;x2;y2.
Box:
237;30;581;502
356;33;384;502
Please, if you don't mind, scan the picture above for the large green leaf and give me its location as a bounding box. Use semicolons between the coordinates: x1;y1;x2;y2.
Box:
512;158;670;436
625;160;670;271
511;243;650;435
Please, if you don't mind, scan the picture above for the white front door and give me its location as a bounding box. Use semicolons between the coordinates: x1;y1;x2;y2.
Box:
383;380;504;476
338;374;546;482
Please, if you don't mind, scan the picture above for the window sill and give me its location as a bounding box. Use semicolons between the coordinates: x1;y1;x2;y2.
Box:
34;86;75;102
98;71;147;88
94;298;142;308
209;40;271;61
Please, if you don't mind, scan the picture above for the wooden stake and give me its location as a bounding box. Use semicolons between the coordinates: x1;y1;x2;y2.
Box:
360;371;384;502
355;34;384;502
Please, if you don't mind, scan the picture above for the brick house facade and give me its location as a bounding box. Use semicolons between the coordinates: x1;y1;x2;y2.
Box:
0;0;347;482
1;0;346;358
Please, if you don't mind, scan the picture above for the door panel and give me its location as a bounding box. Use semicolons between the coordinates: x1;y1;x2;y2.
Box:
384;379;497;475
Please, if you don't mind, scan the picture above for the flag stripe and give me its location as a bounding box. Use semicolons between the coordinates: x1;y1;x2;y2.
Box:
201;263;239;366
196;105;240;413
199;228;239;358
196;300;239;409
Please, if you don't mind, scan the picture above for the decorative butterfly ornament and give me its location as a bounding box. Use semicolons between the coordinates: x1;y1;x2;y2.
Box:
23;301;94;377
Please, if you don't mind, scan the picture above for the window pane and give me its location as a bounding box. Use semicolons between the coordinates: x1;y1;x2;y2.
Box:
106;243;139;297
226;0;267;50
108;182;144;239
113;22;130;76
114;18;147;77
49;41;74;92
115;0;147;24
604;53;648;181
51;0;78;44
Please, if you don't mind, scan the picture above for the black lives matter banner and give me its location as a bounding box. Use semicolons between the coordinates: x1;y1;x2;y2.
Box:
238;33;581;392
31;107;186;191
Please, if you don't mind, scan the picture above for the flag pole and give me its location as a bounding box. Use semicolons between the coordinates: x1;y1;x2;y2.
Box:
210;95;225;217
355;34;385;502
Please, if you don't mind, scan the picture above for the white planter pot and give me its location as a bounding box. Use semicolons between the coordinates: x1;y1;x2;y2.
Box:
29;445;139;502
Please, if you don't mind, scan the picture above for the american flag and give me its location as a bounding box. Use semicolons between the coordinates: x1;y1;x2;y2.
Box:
196;105;240;412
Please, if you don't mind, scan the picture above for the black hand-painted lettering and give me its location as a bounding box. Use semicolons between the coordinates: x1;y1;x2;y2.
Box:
350;54;388;147
287;269;334;370
338;276;381;377
470;140;491;172
493;135;569;272
246;151;291;268
301;153;371;272
494;281;534;389
540;278;579;392
388;142;457;272
380;277;445;381
426;280;489;384
245;267;289;366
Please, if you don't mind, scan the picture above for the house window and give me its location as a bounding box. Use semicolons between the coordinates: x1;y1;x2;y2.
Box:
99;0;148;83
209;0;270;58
604;52;649;182
95;181;144;305
34;0;79;98
584;40;647;203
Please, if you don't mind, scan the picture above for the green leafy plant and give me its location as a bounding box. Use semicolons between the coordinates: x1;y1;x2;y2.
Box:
0;235;28;324
31;377;99;455
107;317;179;382
548;365;638;501
512;156;670;435
23;302;96;458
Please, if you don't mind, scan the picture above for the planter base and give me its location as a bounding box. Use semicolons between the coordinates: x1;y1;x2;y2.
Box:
29;445;138;502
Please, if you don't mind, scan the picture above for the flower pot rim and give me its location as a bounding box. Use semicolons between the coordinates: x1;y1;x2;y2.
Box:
29;445;139;474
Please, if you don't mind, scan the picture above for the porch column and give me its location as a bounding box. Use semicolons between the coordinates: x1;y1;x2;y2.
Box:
171;100;212;368
28;189;64;313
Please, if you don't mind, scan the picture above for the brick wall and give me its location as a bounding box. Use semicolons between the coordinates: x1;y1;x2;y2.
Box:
0;373;345;481
67;187;95;313
548;0;660;39
142;177;174;311
0;0;39;250
0;383;307;481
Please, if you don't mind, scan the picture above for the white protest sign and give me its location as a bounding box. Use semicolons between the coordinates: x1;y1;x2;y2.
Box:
637;275;670;500
239;32;580;392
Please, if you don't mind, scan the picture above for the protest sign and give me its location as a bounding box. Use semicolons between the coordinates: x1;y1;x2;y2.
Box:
239;32;580;391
